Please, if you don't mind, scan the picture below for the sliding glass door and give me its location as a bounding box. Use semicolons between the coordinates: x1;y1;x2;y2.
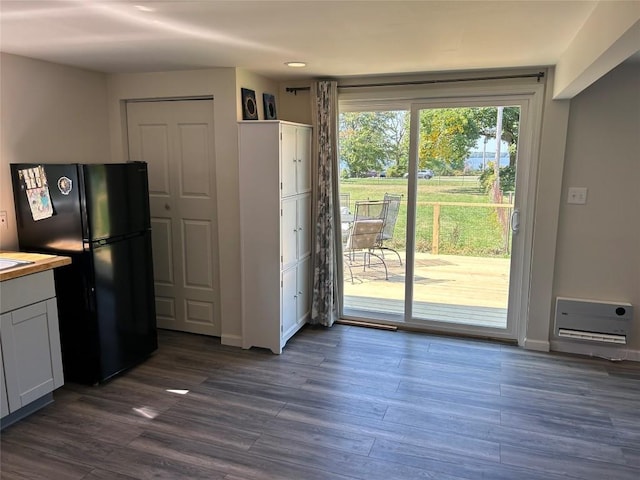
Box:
339;91;541;341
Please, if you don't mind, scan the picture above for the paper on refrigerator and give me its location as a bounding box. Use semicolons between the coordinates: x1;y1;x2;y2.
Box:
18;166;54;221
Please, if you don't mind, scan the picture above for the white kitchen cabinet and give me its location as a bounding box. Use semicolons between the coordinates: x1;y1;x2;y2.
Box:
0;341;8;418
280;122;311;197
281;256;311;343
238;120;312;354
281;194;311;270
0;269;64;426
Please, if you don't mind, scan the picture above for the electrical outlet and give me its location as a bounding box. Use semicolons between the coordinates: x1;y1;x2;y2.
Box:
567;187;588;205
0;211;7;230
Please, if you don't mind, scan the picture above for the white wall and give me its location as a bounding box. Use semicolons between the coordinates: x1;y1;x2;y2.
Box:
0;53;111;250
552;62;640;353
236;69;280;121
554;1;640;99
278;83;312;124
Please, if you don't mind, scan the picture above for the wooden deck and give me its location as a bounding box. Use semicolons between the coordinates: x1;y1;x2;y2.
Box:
343;252;510;329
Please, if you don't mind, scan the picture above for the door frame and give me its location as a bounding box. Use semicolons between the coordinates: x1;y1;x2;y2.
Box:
339;82;545;345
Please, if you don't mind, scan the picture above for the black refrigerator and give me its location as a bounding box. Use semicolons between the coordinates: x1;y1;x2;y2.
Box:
10;162;158;385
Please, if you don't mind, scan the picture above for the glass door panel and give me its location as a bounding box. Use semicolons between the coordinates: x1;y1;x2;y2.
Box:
410;105;520;330
339;110;409;320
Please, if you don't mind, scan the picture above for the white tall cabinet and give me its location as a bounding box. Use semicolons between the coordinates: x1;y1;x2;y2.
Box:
238;120;312;354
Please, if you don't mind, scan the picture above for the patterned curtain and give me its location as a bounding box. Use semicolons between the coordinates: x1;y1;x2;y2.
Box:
309;80;340;327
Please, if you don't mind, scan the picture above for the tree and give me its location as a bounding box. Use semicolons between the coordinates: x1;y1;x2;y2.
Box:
383;111;410;177
339;112;388;177
339;111;409;177
473;107;520;167
418;108;480;174
339;108;513;177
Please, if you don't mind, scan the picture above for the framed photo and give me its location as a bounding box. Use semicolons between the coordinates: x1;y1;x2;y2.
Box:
241;88;258;120
263;93;277;120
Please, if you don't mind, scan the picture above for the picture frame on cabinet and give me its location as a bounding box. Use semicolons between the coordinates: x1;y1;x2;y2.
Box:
241;88;258;120
263;93;277;120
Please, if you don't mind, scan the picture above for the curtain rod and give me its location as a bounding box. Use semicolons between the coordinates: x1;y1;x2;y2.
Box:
285;71;545;95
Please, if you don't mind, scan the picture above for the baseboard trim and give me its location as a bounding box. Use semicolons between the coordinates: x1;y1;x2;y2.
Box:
221;334;242;348
523;338;550;352
1;393;53;430
551;339;640;362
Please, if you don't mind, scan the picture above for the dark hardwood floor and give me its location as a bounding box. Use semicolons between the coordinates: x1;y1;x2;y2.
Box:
1;324;639;479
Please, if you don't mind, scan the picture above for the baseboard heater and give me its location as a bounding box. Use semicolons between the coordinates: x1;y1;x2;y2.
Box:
554;297;633;345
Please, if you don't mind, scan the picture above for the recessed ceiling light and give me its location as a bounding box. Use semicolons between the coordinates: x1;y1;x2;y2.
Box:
285;62;307;68
134;5;156;12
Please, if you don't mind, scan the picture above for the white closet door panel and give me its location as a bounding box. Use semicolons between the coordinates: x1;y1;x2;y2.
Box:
150;218;173;285
137;125;171;196
178;123;212;197
182;220;213;289
154;296;176;325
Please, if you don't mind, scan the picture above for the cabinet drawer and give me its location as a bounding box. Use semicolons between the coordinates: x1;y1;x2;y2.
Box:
0;271;55;314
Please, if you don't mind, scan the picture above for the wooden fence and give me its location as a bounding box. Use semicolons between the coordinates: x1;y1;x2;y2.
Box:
423;201;514;254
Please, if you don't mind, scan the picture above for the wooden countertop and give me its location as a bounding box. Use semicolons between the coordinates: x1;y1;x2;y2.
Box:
0;251;72;282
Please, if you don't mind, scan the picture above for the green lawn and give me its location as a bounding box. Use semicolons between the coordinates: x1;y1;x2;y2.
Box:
339;176;512;256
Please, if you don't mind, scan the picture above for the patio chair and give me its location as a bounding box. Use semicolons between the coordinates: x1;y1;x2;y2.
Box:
342;199;387;252
354;199;388;221
339;192;352;244
344;200;389;283
344;199;389;251
377;193;403;265
339;192;350;212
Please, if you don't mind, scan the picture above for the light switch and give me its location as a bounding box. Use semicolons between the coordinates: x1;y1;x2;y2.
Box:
567;187;588;205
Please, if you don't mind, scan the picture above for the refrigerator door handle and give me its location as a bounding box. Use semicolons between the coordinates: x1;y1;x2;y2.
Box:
82;277;96;313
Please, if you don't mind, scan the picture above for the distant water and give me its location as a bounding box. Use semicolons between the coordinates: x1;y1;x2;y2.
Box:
465;153;510;170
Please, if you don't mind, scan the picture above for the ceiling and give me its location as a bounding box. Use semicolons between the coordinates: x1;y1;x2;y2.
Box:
0;0;614;79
